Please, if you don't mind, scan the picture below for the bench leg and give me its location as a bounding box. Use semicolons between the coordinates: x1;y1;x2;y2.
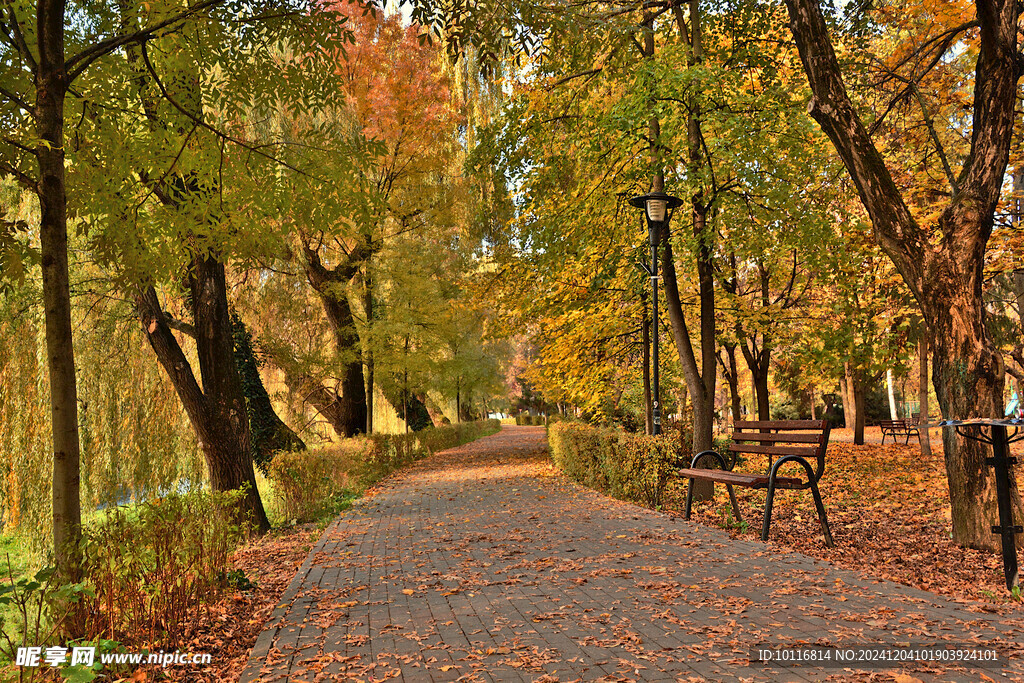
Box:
684;477;695;520
761;483;777;542
726;484;742;523
810;479;835;548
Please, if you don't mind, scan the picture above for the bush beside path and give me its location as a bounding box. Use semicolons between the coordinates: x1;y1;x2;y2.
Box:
242;426;1024;682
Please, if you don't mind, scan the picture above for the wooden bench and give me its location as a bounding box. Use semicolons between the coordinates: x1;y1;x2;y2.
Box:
679;419;834;547
879;419;920;445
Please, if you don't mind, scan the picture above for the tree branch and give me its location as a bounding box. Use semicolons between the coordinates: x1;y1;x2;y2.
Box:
0;159;37;191
139;42;314;179
0;10;38;74
65;0;226;83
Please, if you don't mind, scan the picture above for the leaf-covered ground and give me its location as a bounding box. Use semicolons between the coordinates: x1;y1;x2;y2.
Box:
170;524;322;682
673;437;1023;612
151;429;1023;682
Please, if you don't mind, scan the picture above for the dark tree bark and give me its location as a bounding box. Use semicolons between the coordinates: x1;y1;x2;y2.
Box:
277;367;350;436
919;333;933;457
784;0;1022;549
738;263;779;422
852;372;866;445
845;362;866;445
716;343;743;425
301;243;369;437
839;365;853;430
137;269;269;533
742;343;771;422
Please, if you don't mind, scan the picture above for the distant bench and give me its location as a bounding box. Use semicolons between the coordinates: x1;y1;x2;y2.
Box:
879;419;920;445
679;419;834;547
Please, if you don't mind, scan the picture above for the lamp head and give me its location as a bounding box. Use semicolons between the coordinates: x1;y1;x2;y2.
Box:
628;191;683;229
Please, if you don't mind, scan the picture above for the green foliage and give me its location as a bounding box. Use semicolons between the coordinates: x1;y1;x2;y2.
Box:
548;422;679;508
268;420;501;522
0;277;205;552
1;492;240;677
0;566;96;681
267;446;360;523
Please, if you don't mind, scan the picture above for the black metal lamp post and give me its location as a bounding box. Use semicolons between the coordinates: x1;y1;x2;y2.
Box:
629;191;683;435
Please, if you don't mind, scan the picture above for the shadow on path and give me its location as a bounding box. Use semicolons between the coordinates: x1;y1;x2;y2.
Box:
242;426;1023;682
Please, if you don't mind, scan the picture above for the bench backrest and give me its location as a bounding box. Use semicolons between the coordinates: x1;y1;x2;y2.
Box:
878;419;907;428
729;419;830;481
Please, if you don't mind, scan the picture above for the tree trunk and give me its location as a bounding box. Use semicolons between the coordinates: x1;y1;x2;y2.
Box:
918;334;933;457
229;311;305;471
784;0;1022;551
886;369;898;420
852;373;866;445
37;0;83;576
302;246;367;437
744;354;771;422
138;270;270;533
738;263;773;422
839;366;853;429
845;363;865;445
661;0;717;471
928;287;1018;548
363;264;374;434
717;343;742;424
275;366;347;436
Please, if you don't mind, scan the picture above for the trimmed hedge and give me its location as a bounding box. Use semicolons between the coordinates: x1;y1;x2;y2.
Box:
548;422;680;508
269;419;501;522
516;414;560;426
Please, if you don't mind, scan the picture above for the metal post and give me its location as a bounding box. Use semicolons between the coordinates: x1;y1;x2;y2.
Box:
989;425;1021;589
650;221;660;435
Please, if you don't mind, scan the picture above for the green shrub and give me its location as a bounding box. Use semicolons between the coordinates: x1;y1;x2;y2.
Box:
548;422;680;508
268;444;362;522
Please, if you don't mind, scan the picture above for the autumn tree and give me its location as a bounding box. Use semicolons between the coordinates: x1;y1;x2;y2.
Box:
0;0;282;574
783;0;1023;549
64;0;351;533
262;4;471;435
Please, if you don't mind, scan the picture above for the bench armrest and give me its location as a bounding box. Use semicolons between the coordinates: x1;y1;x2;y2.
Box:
768;453;822;487
690;449;731;471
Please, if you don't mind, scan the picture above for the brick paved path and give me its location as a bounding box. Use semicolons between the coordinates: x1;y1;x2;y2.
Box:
242;426;1023;682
